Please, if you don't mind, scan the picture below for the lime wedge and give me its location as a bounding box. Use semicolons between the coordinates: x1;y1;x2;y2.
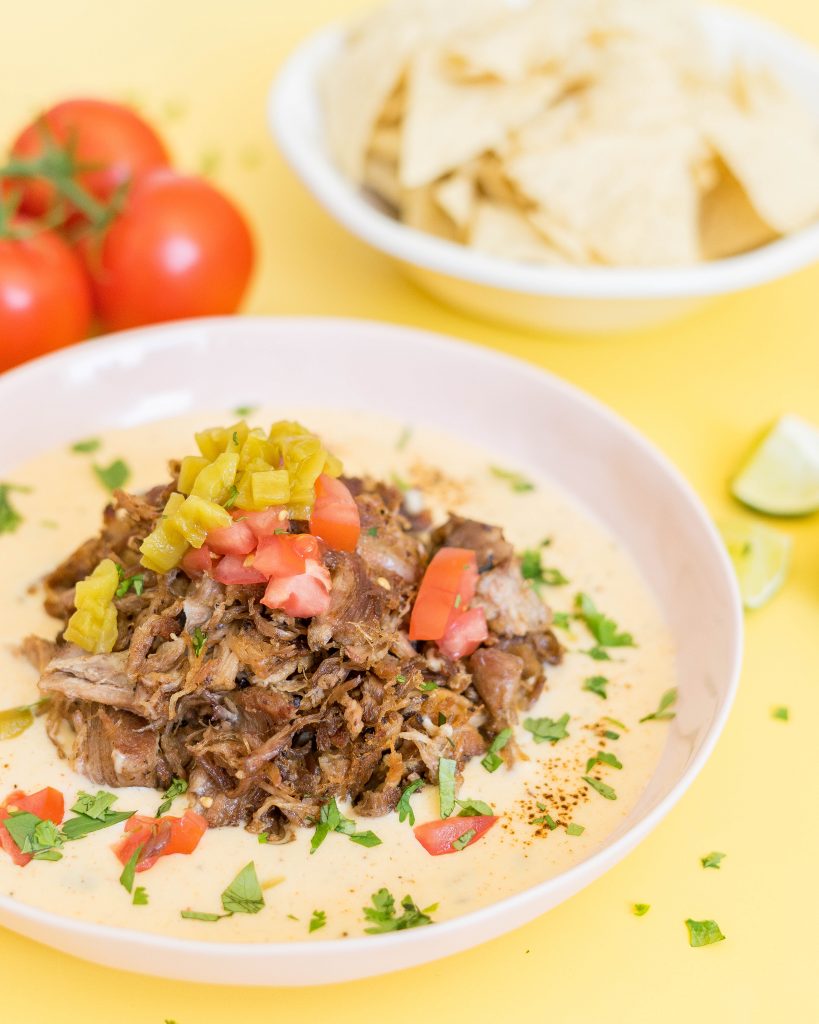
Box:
720;520;791;609
731;415;819;516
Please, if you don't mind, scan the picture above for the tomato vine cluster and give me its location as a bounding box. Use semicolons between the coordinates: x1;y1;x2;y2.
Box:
0;98;255;372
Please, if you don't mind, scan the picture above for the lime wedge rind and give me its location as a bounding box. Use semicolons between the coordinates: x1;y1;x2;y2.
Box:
720;520;792;610
731;415;819;517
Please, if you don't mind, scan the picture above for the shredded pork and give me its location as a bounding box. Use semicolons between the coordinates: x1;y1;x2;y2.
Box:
27;476;561;840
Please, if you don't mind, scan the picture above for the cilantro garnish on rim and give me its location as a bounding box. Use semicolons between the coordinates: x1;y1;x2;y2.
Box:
363;888;436;934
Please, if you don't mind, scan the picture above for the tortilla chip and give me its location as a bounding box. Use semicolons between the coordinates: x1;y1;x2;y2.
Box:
702;67;819;234
469;200;568;264
700;159;778;259
362;155;402;212
473;152;521;206
507;130;701;266
504;96;584;158
433;171;476;229
402;48;560;187
402;183;459;241
322;0;506;180
443;0;596;83
368;124;402;163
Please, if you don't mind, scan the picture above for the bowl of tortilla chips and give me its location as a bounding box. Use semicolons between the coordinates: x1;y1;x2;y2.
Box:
271;0;819;333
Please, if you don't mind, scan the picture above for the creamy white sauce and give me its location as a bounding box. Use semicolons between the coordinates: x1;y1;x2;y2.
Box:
0;410;676;941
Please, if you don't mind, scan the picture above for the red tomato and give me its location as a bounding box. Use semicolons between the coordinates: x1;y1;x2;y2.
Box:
438;607;488;660
180;544;215;578
213;554;266;586
413;815;497;856
241;507;289;540
10;99;169;219
409;548;479;642
309;475;360;552
84;169;254;330
206;520;256;556
253;533;321;578
0;787;65;867
261;567;331;618
0;227;93;372
113;810;207;873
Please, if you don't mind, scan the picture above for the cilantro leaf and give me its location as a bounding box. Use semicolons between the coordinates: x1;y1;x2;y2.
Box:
489;465;535;493
418;681;439;692
481;727;512;772
604;716;628;731
533;811;558;830
233;404;256;418
455;798;494;817
71;438;101;454
157;777;188;817
61;807;134;840
771;706;789;721
0;483;25;535
582;775;617;800
574;593;635;649
603;729;620;740
438;757;457;818
701;851;726;870
71;790;118;820
181;909;228;922
191;626;208;657
520;548;569;591
349;830;382;848
685;918;726;947
566;822;585;836
115;569;144;599
451;828;476;851
552;612;571;630
523;712;570;745
309;909;327;933
221;861;264;915
586;750;623;772
133;886;149;906
583;675;608;699
310;798;376;852
632;903;650;916
640;688;678;723
93;459;130;493
119;844;143;894
363;888;435;933
396;779;424;826
3;811;63;861
584;646;611;661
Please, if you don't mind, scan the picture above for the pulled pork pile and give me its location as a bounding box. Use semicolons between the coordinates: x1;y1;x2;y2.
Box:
25;476;561;840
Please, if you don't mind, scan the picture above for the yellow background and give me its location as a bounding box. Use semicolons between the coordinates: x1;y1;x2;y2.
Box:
1;0;818;1020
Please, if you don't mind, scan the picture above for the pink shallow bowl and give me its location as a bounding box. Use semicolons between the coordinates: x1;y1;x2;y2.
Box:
0;316;742;984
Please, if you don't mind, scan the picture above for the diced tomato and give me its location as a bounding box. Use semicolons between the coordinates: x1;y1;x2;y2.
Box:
112;809;207;873
253;533;321;578
213;554;266;586
413;815;498;856
438;607;488;660
309;475;360;553
206;520;256;556
240;507;289;540
409;548;479;642
0;787;65;867
181;544;215;578
261;564;332;617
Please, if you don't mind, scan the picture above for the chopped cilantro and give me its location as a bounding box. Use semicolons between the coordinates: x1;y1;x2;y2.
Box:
233;404;256;418
574;593;635;650
0;484;25;535
311;797;380;851
438;757;457;818
397;779;424;826
583;675;608;699
119;844;143;894
93;458;130;492
71;790;118;820
455;798;494;817
586;750;623;772
604;716;628;731
437;712;447;726
309;909;327;933
520;547;569;590
191;626;207;657
582;776;617;800
552;612;571;630
603;729;620;740
533;811;558;830
771;706;789;721
181;909;227;922
584;646;611;661
62;792;134;839
366;526;378;537
115;567;145;598
632;903;650;916
157;777;188;817
701;851;726;870
685;918;726;947
221;862;265;915
363;888;435;933
257;833;269;844
490;465;535;492
3;811;63;861
481;727;512;773
640;688;677;723
523;712;570;745
566;822;585;836
418;681;439;692
71;438;101;453
396;426;413;451
396;674;407;683
132;886;149;906
451;828;477;851
224;485;239;510
349;830;382;848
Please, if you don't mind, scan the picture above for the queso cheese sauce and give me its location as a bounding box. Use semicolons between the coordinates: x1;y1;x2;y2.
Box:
0;410;676;941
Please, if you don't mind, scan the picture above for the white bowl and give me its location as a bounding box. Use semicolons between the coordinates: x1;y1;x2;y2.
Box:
0;317;742;984
270;6;819;334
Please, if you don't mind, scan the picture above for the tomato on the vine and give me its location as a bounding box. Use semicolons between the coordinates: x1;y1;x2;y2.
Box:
0;223;93;372
9;99;169;220
83;169;255;331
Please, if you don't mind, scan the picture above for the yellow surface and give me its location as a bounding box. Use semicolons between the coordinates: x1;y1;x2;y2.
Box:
1;0;818;1020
